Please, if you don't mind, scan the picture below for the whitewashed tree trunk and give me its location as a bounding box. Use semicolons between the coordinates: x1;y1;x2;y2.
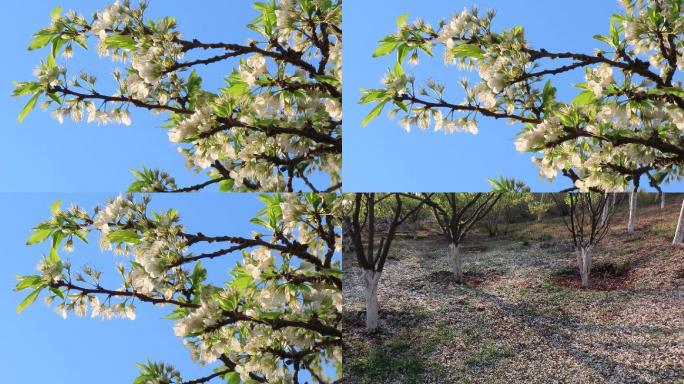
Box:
361;269;381;331
627;189;637;233
537;193;546;222
342;234;353;253
410;222;418;240
576;246;593;288
448;243;463;283
601;193;609;226
661;192;666;209
673;199;684;245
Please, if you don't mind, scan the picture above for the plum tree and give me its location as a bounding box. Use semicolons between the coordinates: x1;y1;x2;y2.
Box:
15;193;342;383
362;1;684;194
14;0;341;192
558;193;616;288
342;193;427;332
421;193;501;283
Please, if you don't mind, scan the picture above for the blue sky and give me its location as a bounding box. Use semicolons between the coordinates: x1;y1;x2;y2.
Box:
1;0;332;192
0;193;261;383
342;0;684;192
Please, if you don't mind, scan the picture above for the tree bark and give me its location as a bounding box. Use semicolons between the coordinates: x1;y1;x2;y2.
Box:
449;243;463;283
361;269;381;332
601;192;609;226
537;193;546;222
661;192;666;209
342;233;353;253
410;222;418;240
673;199;684;245
627;189;637;233
576;246;593;288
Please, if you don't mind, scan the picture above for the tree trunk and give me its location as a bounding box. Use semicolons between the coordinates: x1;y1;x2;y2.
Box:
661;192;666;209
410;222;418;240
627;189;637;233
449;243;463;283
537;193;546;222
342;234;353;253
601;193;609;226
361;269;381;332
576;246;593;289
673;199;684;245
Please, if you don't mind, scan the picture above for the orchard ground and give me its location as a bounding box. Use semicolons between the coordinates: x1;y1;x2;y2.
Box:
343;195;684;383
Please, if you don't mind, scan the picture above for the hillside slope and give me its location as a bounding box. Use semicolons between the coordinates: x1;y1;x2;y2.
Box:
343;199;684;383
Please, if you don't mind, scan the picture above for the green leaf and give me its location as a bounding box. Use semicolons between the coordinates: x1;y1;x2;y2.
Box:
107;229;141;244
16;289;42;314
593;34;613;47
46;92;63;105
73;230;89;244
218;295;239;312
361;100;388;127
219;179;235;192
250;217;270;229
50;6;62;21
26;228;52;245
51;37;65;59
359;89;387;104
396;44;410;64
48;247;60;264
225;81;250;97
186;70;202;98
393;61;405;77
12;82;42;97
451;44;484;60
306;193;322;207
231;266;254;290
15;275;43;291
373;41;399;58
49;287;65;299
609;20;620;46
223;372;240;384
541;80;556;107
396;13;409;27
393;100;409;112
104;34;137;50
313;74;341;87
191;262;207;287
572;91;595;106
259;311;281;320
46;54;57;69
649;86;684;97
50;200;62;215
164;307;190;320
51;231;64;251
18;93;40;123
321;267;343;279
232;274;253;289
28;33;53;50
